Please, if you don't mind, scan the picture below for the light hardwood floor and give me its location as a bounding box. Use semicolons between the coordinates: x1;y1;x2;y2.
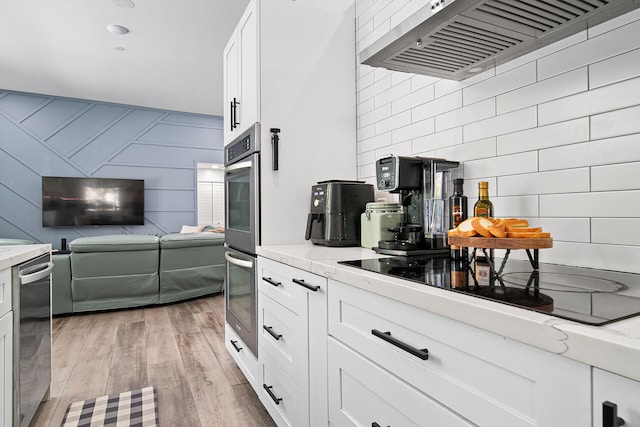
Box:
31;293;276;427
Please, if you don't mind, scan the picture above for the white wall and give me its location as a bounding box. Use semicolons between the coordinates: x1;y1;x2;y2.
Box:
355;1;640;273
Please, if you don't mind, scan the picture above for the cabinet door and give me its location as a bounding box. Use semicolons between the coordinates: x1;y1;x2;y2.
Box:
224;323;258;388
593;368;640;426
236;0;258;136
328;337;472;427
329;279;591;427
0;311;11;427
223;34;238;145
0;269;10;318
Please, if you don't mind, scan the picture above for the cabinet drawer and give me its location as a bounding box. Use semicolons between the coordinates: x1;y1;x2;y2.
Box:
328;337;471;427
225;323;258;388
259;350;306;427
328;280;591;427
593;368;640;426
0;269;10;318
258;258;325;315
259;292;307;384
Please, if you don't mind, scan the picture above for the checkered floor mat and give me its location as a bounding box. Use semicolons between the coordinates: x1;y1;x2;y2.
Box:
61;386;158;427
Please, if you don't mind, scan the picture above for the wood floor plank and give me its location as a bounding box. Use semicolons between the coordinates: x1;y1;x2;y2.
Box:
32;294;275;427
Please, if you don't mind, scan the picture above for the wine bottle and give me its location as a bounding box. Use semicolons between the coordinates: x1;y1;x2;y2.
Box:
449;178;468;262
473;181;493;286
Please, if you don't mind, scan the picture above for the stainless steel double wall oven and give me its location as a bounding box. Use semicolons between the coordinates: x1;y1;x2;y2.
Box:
224;123;260;356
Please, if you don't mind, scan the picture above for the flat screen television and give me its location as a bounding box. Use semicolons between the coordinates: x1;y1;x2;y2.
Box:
42;176;144;227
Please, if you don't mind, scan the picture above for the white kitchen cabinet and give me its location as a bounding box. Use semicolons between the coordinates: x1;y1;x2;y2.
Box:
224;323;259;389
223;0;357;246
257;257;328;427
0;310;11;427
593;368;640;427
0;268;10;427
223;0;258;144
328;279;592;427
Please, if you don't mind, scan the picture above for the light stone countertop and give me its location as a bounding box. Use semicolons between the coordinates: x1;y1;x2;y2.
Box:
257;243;640;382
0;244;51;270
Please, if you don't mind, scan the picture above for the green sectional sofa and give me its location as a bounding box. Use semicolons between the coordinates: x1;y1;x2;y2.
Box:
52;233;225;315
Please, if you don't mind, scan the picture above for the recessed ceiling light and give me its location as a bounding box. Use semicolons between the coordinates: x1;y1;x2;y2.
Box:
114;46;126;51
106;24;129;35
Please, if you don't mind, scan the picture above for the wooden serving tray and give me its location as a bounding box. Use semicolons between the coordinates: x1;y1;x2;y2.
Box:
448;235;553;249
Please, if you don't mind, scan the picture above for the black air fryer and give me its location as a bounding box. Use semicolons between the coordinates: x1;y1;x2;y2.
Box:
305;180;374;246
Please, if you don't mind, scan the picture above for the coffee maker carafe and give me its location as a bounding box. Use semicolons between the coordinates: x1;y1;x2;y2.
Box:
375;155;460;256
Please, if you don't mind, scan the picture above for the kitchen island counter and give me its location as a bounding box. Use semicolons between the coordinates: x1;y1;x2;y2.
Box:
257;243;640;381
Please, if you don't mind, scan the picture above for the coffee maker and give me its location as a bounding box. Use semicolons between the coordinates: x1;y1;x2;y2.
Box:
305;180;374;246
375;155;460;256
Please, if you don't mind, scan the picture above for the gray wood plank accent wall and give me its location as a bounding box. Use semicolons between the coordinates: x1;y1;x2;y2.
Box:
0;90;224;248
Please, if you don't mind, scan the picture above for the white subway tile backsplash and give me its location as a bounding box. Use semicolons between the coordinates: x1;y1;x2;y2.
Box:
538;18;640;80
592;219;640;245
497;118;589;156
435;98;495;133
592;162;640;191
540;191;640;217
359;131;392;153
434;137;496;163
463;62;536;106
412;91;462;122
498;169;590;196
391;117;434;144
538;242;640;274
412;127;463;154
359;103;391;128
356;0;640;273
375;110;411;135
391;85;434;115
463;151;538;179
591;105;640;140
375;79;411;109
489;195;539;218
527;218;591;243
590;48;640;89
463;107;537;142
538;77;640;125
497;68;588;115
539;134;640;171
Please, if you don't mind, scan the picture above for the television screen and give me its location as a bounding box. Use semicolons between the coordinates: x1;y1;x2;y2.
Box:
42;176;144;227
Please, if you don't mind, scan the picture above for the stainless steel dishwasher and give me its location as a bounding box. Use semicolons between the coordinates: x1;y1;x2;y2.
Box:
12;253;53;427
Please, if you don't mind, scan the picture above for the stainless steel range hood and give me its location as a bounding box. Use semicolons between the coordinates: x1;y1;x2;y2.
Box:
360;0;640;80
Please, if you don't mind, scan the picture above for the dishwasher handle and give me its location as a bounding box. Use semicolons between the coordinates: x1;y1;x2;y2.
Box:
19;262;54;285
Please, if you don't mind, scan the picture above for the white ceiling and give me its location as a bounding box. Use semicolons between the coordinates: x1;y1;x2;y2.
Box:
0;0;250;117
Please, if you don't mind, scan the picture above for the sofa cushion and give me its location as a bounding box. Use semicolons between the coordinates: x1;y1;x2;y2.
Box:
159;232;224;249
0;238;34;245
69;235;159;252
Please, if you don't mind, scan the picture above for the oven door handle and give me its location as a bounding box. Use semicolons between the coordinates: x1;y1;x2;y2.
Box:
19;262;54;285
225;160;253;173
225;252;254;269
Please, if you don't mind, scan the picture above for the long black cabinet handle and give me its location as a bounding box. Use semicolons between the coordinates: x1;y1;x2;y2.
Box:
292;278;320;292
603;401;625;427
262;277;281;287
263;384;282;405
230;339;242;352
263;325;282;341
371;329;429;360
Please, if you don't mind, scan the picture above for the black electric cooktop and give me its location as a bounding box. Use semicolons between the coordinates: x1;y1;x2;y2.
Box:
338;256;640;326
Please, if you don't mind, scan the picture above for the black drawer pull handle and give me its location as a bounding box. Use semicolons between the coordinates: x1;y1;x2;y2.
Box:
263;384;282;405
292;278;320;292
262;277;281;287
230;339;242;352
372;423;389;427
371;329;429;360
263;325;282;340
603;401;625;427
